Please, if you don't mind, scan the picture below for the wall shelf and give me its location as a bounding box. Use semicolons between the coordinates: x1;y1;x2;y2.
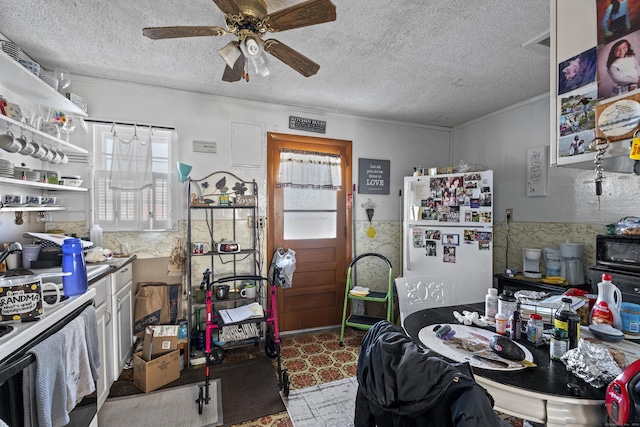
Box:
0;176;87;191
0;50;87;117
0;115;88;154
0;206;65;212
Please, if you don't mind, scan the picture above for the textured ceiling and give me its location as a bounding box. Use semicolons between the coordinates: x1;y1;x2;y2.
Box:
0;0;551;128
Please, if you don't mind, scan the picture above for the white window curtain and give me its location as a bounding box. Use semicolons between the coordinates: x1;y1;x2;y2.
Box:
109;126;153;190
92;123;175;231
276;149;342;190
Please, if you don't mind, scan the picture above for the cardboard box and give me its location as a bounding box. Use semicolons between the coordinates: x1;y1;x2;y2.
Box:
132;349;180;393
142;325;178;361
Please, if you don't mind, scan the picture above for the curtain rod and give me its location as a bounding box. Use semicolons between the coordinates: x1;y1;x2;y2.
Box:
83;118;176;131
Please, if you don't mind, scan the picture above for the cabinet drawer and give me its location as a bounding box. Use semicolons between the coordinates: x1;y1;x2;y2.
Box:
90;276;110;307
112;265;133;291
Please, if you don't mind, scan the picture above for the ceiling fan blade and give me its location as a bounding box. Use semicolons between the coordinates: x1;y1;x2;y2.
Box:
265;0;336;32
143;26;227;40
222;52;246;82
211;0;241;16
263;39;319;77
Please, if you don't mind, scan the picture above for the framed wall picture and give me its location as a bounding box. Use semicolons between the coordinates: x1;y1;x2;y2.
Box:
358;158;390;194
526;146;548;197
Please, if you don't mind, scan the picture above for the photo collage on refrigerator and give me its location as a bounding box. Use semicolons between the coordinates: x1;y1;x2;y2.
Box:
412;173;493;264
419;173;491;222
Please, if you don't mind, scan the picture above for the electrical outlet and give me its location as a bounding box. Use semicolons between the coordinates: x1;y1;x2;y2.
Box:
505;208;513;220
248;216;266;228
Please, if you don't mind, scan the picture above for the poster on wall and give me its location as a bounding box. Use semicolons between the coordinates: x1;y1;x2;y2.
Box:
557;85;597;164
558;47;597;95
596;0;640;46
596;28;640;101
358;158;390;194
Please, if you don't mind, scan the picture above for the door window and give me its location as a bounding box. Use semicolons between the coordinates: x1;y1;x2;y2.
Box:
283;188;337;239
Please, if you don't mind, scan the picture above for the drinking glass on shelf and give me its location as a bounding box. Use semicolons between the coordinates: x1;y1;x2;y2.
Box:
55;68;71;93
62;114;75;134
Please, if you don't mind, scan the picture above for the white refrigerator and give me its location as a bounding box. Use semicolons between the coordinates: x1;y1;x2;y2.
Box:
402;170;494;305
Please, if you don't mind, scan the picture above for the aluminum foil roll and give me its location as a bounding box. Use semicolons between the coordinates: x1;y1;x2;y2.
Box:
561;338;622;388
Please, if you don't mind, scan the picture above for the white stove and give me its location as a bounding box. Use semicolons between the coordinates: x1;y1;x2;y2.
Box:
0;288;96;362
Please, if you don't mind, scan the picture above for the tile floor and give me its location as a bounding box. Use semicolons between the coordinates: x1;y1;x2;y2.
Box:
219;327;521;427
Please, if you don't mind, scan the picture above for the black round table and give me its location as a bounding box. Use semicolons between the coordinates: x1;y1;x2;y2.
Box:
402;302;615;426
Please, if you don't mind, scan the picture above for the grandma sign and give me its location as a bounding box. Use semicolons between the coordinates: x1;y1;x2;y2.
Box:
358;158;390;194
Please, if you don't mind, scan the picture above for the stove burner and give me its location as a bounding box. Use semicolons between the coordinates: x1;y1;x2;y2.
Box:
0;324;14;338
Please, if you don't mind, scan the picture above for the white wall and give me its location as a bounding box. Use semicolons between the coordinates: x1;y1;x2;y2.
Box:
452;94;640;225
68;75;452;224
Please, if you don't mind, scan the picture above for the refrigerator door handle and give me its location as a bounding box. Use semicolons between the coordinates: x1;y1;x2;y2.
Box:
406;224;412;271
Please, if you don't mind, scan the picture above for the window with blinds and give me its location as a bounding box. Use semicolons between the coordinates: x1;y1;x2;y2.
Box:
92;124;174;231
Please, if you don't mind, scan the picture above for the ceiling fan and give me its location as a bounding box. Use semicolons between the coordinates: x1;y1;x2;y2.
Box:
143;0;336;82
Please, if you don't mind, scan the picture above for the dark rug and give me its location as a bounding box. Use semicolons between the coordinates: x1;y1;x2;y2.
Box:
108;356;285;425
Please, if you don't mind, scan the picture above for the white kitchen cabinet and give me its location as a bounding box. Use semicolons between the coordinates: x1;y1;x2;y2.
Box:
90;275;113;410
111;265;133;378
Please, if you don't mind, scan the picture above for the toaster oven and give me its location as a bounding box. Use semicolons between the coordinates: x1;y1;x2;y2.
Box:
596;234;640;273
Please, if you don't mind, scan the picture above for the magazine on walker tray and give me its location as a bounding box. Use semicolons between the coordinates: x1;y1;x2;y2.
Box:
219;302;264;324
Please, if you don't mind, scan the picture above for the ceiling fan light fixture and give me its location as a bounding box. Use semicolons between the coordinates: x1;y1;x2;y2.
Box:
251;53;270;77
245;38;261;56
240;36;270;77
217;41;242;69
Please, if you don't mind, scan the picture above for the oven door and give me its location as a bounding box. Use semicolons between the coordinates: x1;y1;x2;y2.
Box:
0;300;98;427
590;265;640;305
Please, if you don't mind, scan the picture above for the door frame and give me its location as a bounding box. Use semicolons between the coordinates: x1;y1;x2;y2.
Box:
266;132;353;329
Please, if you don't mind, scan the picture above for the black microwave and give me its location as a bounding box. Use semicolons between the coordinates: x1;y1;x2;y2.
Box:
596;234;640;272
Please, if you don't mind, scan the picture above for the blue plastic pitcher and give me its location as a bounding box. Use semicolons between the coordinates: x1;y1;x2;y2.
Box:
62;238;88;296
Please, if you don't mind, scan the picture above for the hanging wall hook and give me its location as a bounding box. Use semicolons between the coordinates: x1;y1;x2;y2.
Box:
589;136;610;201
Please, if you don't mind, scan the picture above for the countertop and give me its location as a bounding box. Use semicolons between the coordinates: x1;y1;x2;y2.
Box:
88;254;136;283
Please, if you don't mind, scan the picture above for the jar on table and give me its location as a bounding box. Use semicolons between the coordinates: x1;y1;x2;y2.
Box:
550;328;569;361
527;313;544;346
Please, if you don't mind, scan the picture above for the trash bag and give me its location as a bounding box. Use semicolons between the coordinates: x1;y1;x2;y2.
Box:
269;248;296;288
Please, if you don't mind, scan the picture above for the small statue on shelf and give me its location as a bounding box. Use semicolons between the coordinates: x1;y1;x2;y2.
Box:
219;187;230;206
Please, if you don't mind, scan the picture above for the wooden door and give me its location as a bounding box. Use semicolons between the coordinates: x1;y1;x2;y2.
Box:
267;132;352;331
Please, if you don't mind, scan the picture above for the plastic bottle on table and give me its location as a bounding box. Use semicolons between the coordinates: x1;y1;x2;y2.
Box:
495;313;508;335
90;223;103;248
485;288;498;320
498;290;517;327
591;273;622;330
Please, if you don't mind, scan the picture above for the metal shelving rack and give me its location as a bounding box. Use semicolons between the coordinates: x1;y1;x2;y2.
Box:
186;171;261;365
